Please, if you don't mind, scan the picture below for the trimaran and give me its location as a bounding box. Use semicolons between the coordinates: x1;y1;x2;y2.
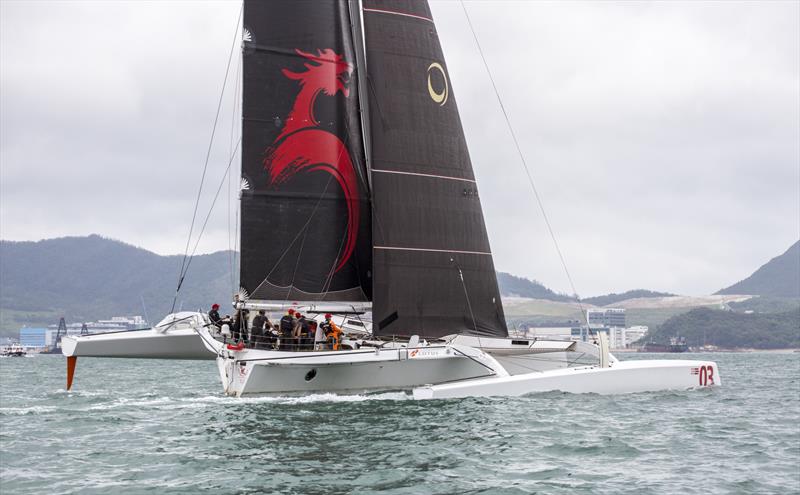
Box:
63;0;720;399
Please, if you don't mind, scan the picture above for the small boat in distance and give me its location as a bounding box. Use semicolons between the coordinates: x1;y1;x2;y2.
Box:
641;337;689;353
1;343;27;357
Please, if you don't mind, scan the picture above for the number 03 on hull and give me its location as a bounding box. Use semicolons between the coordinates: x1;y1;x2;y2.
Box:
413;359;721;399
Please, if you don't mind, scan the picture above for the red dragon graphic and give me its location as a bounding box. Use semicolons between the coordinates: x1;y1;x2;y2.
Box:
264;48;359;273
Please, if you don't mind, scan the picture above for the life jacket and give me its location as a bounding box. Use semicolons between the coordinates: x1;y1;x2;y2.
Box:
324;321;342;350
208;309;221;325
321;321;332;336
251;316;265;335
279;315;294;334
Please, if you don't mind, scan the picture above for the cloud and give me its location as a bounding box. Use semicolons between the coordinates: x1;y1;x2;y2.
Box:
1;0;798;296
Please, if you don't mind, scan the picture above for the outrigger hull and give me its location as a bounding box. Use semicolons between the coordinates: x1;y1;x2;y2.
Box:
413;359;720;399
62;328;213;360
62;312;214;360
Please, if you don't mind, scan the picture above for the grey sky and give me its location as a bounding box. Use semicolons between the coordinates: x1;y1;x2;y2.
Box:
1;0;798;297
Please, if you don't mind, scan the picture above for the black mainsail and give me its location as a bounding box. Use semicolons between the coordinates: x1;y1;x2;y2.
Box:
362;0;508;338
240;0;372;302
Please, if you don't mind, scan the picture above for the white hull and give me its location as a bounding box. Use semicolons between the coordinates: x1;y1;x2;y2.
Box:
200;326;722;398
62;312;214;360
198;328;504;396
62;318;723;400
219;348;495;396
413;359;720;399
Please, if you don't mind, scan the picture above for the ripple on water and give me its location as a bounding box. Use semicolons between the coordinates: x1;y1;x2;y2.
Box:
0;353;799;494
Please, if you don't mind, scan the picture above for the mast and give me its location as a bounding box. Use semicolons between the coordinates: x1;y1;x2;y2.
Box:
349;0;373;193
362;0;507;339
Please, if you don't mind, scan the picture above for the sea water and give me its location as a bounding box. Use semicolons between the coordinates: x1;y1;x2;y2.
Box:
1;352;798;494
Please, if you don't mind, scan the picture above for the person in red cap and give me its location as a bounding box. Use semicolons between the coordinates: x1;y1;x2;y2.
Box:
208;303;223;328
320;313;342;350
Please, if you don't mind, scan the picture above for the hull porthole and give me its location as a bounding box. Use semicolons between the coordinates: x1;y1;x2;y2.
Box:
305;369;317;382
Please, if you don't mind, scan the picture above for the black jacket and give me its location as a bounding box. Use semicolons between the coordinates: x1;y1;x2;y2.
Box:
209;309;222;326
279;315;294;335
251;315;268;336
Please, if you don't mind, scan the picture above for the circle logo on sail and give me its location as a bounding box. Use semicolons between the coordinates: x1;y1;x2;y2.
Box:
427;62;449;106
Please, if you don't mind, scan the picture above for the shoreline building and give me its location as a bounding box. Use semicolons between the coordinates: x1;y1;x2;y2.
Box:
587;308;626;328
19;328;48;348
569;309;648;350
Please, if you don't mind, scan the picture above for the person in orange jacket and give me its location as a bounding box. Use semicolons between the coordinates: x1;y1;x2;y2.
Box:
321;313;342;350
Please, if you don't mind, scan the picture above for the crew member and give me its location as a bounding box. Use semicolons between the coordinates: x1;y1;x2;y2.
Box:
279;309;296;351
322;314;342;350
306;321;318;351
251;310;268;348
208;304;222;328
292;312;308;351
294;313;310;351
231;309;250;344
314;317;328;350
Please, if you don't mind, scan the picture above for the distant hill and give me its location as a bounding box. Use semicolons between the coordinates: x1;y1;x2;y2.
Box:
582;290;675;307
0;235;233;333
716;241;800;297
0;237;579;334
495;272;574;302
646;307;800;349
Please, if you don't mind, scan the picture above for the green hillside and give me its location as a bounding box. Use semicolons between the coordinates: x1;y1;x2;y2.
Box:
0;236;234;336
495;272;574;302
646;306;800;349
583;289;675;307
4;236;797;344
3;237;580;337
716;241;800;297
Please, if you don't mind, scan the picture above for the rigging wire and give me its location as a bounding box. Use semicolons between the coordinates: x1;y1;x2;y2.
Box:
321;217;350;297
452;257;481;348
460;1;589;327
234;200;241;295
228;50;242;295
179;138;242;290
318;120;363;299
172;4;243;313
255;127;352;302
282;166;340;303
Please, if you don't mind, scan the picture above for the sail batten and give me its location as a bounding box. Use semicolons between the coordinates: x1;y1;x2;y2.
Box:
362;7;434;23
374;246;492;256
371;169;477;183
